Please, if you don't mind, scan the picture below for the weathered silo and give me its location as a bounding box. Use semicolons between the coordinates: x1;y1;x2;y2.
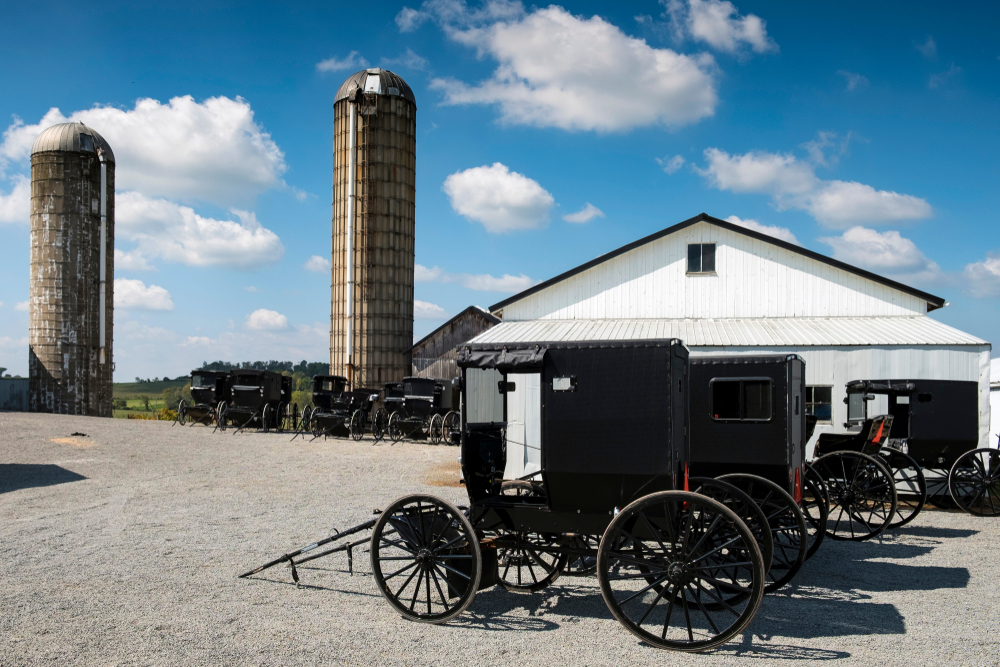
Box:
331;69;416;387
29;122;115;416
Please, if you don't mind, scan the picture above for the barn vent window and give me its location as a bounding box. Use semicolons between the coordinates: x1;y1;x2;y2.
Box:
806;386;832;422
687;243;716;274
79;134;95;153
711;378;772;421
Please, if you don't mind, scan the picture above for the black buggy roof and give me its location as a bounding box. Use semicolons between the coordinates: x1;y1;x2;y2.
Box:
458;338;684;373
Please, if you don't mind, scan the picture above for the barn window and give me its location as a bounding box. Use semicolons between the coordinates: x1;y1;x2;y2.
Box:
806;386;832;421
711;378;772;421
79;134;95;153
687;243;716;274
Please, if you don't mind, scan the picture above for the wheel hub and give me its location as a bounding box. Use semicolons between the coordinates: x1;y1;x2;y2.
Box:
666;561;693;586
415;548;433;565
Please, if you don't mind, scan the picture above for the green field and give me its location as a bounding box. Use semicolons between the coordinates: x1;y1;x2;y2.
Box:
113;378;187;399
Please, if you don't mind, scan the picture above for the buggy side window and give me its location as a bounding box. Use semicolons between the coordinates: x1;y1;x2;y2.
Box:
847;390;866;423
711;378;772;421
465;368;504;423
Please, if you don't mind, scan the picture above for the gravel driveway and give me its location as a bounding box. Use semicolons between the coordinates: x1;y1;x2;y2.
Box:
1;412;997;666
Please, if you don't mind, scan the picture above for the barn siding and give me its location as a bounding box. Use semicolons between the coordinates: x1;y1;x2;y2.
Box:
499;223;928;321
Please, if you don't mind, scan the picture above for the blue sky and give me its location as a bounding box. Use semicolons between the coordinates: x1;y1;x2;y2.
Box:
1;0;998;380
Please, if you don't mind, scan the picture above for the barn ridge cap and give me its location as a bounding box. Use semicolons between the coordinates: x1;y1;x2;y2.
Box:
489;212;946;314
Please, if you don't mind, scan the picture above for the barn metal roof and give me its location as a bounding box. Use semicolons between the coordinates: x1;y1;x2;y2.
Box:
31;122;115;162
467;317;989;348
334;68;417;107
490;213;946;313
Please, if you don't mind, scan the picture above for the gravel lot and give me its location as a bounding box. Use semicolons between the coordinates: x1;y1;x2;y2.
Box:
1;412;997;666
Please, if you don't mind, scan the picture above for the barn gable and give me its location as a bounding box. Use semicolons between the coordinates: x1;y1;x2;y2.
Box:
492;213;944;321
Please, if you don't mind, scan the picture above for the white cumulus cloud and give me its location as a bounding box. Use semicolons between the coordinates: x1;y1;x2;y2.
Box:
666;0;777;55
421;4;718;131
245;308;289;331
443;163;554;233
725;215;799;245
316;51;370;73
415;263;535;293
819;227;942;285
114;278;175;311
697;147;932;227
0;175;29;224
116;192;284;269
838;70;869;91
2;97;287;207
963;252;1000;298
563;203;605;224
656;155;686;174
304;255;331;273
414;300;448;319
15;301;28;311
114;248;154;271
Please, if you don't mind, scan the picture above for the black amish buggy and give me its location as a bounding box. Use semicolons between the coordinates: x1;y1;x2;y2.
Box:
385;377;458;444
219;370;290;433
243;339;775;652
815;379;998;518
687;355;818;582
298;375;382;441
175;370;230;427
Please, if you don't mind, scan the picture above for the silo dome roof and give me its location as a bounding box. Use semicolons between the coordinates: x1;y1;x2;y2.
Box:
335;68;416;108
31;122;115;162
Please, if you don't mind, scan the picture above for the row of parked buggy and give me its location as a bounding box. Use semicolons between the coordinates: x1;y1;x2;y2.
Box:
175;369;461;444
240;340;998;653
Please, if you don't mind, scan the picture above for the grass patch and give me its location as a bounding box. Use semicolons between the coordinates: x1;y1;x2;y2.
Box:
113;379;187;399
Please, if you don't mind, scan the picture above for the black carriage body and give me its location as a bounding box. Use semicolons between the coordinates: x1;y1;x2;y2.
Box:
190;370;229;406
382;381;404;414
401;377;439;420
230;370;283;408
821;379;979;468
312;375;348;412
459;339;689;537
688;355;805;496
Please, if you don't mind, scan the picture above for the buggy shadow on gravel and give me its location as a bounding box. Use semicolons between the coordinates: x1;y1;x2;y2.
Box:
0;463;87;494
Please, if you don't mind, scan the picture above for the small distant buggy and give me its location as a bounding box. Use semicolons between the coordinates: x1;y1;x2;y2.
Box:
299;375;380;441
219;370;291;433
385;377;459;445
175;370;229;427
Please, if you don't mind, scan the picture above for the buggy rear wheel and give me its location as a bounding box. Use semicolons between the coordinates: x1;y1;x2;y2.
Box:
370;494;481;623
812;451;897;541
175;400;186;426
717;474;807;594
216;404;228;432
371;407;389;442
388;411;404;443
495;480;566;592
262;404;272;433
562;534;599;577
349;410;366;441
800;468;829;560
689;477;774;579
597;491;764;652
275;402;287;433
429;414;444;445
442;411;460;446
879;448;927;527
948;448;1000;516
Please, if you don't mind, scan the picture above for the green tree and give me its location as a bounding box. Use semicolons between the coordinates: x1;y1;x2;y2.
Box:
162;383;194;410
140;395;151;411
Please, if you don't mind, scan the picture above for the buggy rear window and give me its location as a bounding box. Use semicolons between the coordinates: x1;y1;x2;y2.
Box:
191;374;209;388
710;378;772;421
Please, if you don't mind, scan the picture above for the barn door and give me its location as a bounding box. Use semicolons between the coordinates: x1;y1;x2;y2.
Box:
504;373;542;480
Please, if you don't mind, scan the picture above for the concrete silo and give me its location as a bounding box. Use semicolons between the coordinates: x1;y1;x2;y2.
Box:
29;122;115;416
331;69;416;387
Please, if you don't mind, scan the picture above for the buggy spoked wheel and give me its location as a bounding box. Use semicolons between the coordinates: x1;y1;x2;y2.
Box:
216;404;228;432
429;414;444;445
689;477;774;579
370;494;481;623
174;400;186;426
879;448;927;527
371;407;388;442
349;410;366;441
388;411;405;444
597;491;764;652
262;404;272;433
496;531;567;593
562;534;599;577
717;474;806;594
275;402;287;433
948;448;1000;516
442;411;460;446
812;451;897;541
800;469;829;560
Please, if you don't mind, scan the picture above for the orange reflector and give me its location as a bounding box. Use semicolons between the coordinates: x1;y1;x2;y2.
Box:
793;467;802;504
684;462;689;491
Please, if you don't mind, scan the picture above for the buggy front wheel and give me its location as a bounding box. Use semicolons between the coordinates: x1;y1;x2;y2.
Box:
429;413;444;445
216;404;228;432
879;448;927;527
811;451;897;541
597;491;764;652
349;410;366;441
388;411;405;443
370;494;481;623
442;411;460;446
174;400;186;426
948;448;1000;516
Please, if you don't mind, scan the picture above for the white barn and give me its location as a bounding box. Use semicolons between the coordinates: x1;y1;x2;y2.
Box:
476;213;992;464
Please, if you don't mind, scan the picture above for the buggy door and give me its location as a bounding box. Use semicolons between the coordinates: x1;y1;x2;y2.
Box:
503;373;542;479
